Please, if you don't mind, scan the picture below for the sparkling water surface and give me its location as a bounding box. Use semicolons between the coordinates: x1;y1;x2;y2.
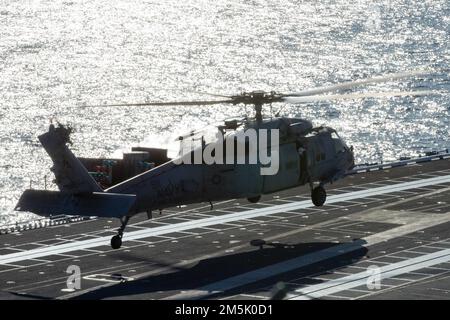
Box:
0;0;449;225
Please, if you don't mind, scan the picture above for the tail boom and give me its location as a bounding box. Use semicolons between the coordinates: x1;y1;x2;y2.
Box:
15;190;136;218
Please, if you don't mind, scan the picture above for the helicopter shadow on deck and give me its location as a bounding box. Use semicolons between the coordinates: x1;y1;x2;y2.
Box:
72;239;368;300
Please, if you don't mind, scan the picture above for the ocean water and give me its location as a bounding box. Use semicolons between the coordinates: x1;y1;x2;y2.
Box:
0;0;449;225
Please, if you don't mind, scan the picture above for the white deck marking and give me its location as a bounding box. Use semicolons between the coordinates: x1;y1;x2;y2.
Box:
288;248;450;300
1;175;450;265
164;211;450;300
164;240;368;300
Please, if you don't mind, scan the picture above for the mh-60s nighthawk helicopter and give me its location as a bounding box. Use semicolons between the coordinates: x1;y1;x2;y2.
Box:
15;70;433;249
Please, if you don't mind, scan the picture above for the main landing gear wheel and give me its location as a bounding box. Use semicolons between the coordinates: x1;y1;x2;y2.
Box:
110;216;130;249
247;195;261;203
111;235;122;249
311;186;326;206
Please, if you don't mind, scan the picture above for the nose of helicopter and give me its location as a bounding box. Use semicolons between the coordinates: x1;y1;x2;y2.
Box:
348;146;355;169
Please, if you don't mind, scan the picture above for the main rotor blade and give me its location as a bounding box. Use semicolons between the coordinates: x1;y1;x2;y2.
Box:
284;70;431;97
85;99;234;107
283;90;435;104
187;91;233;98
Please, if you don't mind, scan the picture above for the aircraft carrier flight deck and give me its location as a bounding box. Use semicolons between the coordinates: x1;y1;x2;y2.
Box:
1;157;450;300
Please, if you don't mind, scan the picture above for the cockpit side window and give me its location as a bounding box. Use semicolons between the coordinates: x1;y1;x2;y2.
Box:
334;140;345;154
331;132;346;154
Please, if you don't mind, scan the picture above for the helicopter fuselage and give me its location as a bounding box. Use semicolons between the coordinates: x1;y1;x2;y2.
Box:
15;117;354;249
105;117;355;215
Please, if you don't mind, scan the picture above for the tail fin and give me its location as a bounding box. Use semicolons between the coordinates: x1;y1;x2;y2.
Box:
39;124;102;194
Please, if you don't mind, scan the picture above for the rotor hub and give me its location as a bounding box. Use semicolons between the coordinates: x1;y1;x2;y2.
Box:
231;91;282;106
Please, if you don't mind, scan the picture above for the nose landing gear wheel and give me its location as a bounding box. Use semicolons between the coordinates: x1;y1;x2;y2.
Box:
311;186;326;206
111;235;122;249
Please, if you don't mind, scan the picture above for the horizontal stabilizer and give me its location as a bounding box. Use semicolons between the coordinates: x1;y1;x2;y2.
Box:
15;190;136;218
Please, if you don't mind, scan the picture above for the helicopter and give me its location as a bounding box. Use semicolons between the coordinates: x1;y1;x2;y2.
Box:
15;70;435;249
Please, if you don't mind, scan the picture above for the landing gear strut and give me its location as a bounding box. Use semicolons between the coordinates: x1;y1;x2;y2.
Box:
311;184;326;207
111;216;130;249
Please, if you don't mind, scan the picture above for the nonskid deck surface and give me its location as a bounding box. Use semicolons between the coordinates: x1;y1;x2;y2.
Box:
1;159;450;300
